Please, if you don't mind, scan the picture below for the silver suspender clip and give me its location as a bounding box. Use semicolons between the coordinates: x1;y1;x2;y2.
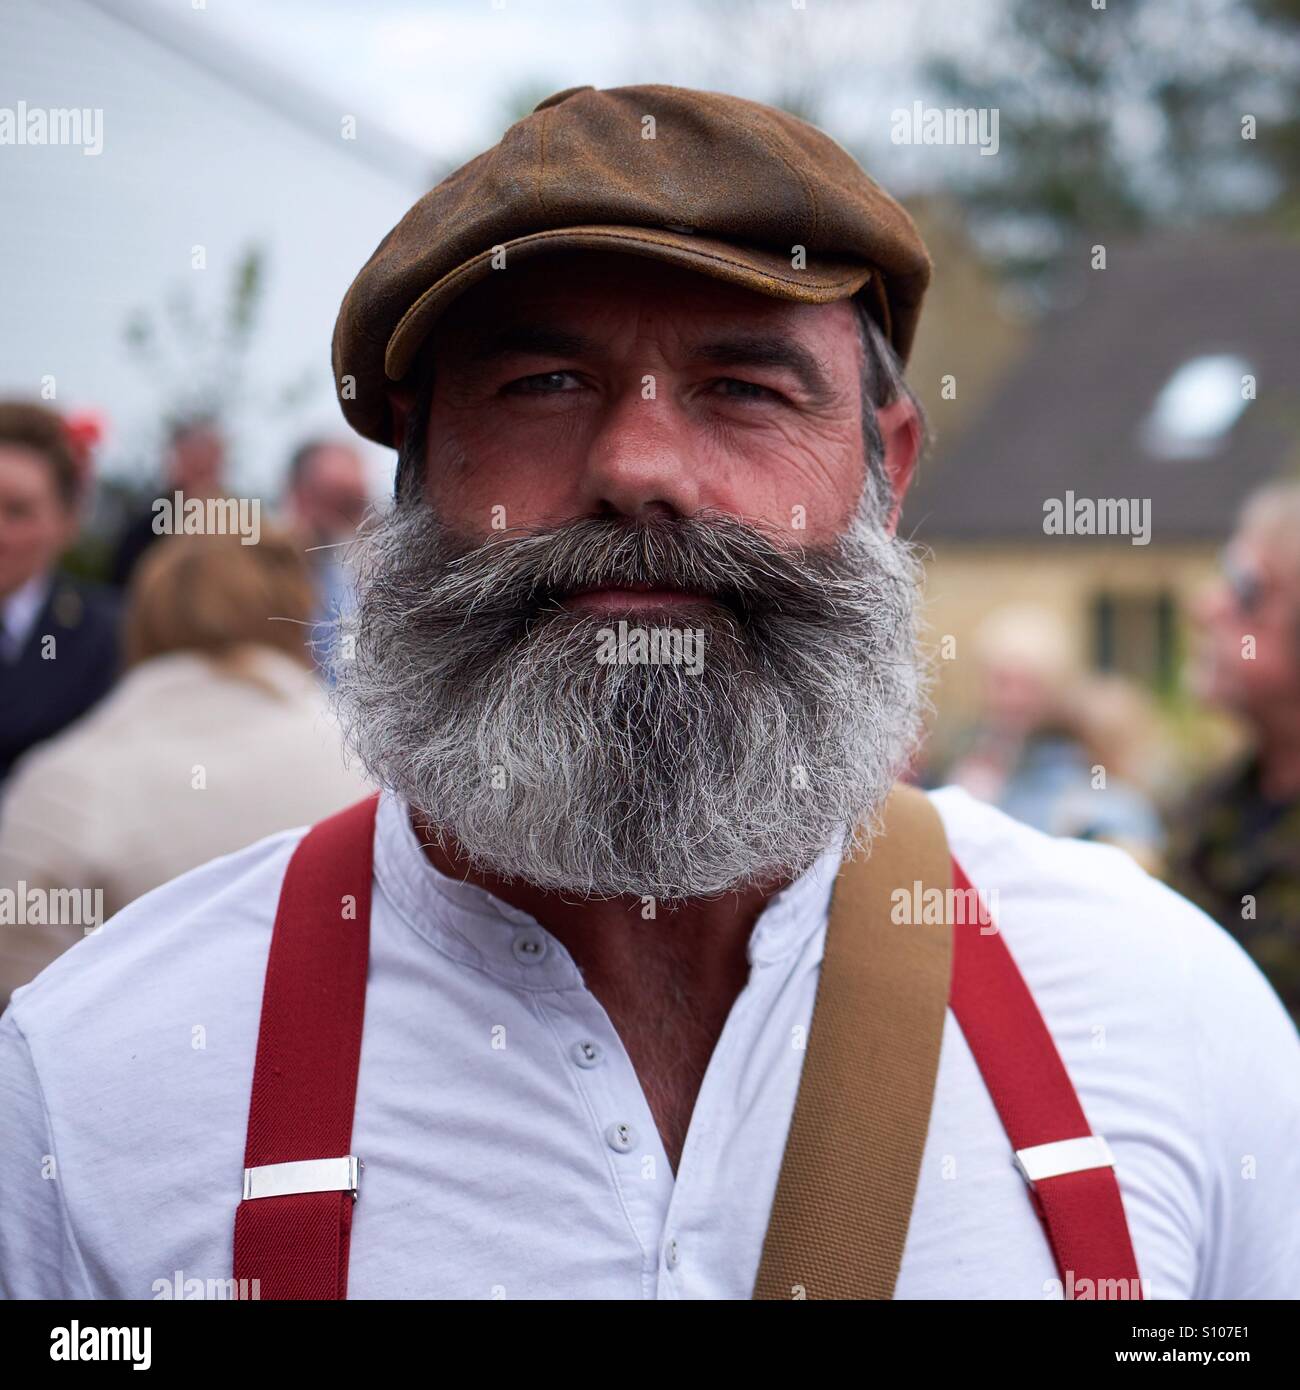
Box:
1013;1135;1115;1188
242;1155;361;1202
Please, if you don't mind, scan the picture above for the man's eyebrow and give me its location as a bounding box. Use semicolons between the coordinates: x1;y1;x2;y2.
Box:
692;334;835;402
463;325;598;364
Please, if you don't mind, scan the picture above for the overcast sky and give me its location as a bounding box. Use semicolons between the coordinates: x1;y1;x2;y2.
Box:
188;0;972;175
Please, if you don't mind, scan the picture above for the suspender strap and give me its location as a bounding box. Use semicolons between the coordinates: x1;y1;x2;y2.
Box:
948;858;1143;1297
231;788;1141;1300
232;794;379;1300
753;784;954;1299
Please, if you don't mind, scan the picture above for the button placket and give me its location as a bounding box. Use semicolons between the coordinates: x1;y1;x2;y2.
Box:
545;991;674;1284
650;958;778;1298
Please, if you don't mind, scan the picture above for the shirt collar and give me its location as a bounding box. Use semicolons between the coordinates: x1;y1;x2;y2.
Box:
372;789;844;990
1;572;53;659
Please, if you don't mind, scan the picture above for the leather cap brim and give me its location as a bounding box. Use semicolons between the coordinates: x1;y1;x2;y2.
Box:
383;224;879;383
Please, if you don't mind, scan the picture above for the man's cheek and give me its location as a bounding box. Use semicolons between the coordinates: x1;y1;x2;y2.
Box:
429;467;566;538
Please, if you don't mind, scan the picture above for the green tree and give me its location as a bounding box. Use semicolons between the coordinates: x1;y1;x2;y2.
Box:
924;0;1300;288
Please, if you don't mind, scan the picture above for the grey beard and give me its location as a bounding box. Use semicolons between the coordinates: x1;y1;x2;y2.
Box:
330;499;929;901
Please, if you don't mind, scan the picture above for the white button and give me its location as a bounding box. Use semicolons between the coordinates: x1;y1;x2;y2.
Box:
664;1237;680;1269
605;1122;636;1153
511;929;548;964
571;1040;603;1069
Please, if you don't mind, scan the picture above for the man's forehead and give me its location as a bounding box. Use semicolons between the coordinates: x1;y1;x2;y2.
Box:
1235;529;1300;588
0;442;60;477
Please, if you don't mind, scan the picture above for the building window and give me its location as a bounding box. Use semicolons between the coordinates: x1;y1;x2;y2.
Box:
1139;353;1254;461
1092;591;1177;692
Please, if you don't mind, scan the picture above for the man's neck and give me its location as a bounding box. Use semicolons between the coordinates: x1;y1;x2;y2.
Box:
409;808;788;994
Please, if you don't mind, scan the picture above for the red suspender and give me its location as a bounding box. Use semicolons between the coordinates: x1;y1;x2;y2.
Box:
231;802;1141;1298
949;858;1143;1297
232;795;378;1300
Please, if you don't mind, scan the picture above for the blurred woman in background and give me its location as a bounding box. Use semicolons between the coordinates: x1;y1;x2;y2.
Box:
0;526;371;1005
936;603;1166;872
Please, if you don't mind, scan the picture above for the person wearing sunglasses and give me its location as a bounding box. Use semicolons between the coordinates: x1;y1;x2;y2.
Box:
1168;481;1300;1026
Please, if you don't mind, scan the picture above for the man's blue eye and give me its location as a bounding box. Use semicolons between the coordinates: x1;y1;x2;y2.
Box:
510;371;576;393
717;378;774;401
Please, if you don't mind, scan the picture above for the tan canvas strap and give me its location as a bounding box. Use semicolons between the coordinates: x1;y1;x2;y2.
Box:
752;783;954;1300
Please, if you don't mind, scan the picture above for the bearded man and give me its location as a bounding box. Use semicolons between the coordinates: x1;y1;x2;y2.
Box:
1;85;1296;1302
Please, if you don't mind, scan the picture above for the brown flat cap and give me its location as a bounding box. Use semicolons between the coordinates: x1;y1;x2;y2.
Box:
333;83;932;447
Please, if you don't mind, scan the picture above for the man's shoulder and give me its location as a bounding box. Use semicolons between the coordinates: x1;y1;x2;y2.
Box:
925;788;1300;1299
926;784;1295;1030
3;823;309;1044
932;781;1210;925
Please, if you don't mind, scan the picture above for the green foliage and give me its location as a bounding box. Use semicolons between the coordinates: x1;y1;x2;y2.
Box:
121;244;311;439
924;0;1300;288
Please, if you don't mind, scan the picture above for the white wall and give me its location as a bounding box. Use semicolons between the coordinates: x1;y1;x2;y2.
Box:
0;0;427;499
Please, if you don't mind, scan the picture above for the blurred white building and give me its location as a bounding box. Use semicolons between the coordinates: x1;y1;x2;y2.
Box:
0;0;430;497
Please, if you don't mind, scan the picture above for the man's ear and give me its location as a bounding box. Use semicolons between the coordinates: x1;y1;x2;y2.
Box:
387;387;415;450
875;396;922;537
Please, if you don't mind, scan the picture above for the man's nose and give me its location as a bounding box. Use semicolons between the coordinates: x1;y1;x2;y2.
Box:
575;387;704;521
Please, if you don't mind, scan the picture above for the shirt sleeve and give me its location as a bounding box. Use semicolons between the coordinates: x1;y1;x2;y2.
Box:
1189;925;1300;1298
0;752;106;1008
0;1008;92;1297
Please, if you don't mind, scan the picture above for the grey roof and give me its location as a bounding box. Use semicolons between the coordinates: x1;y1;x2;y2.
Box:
903;230;1300;544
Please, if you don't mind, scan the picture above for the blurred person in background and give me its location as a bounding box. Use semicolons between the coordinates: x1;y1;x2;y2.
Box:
1062;673;1171;875
1168;480;1300;1025
0;400;119;786
109;415;228;587
937;603;1164;865
0;525;371;1005
281;438;371;667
